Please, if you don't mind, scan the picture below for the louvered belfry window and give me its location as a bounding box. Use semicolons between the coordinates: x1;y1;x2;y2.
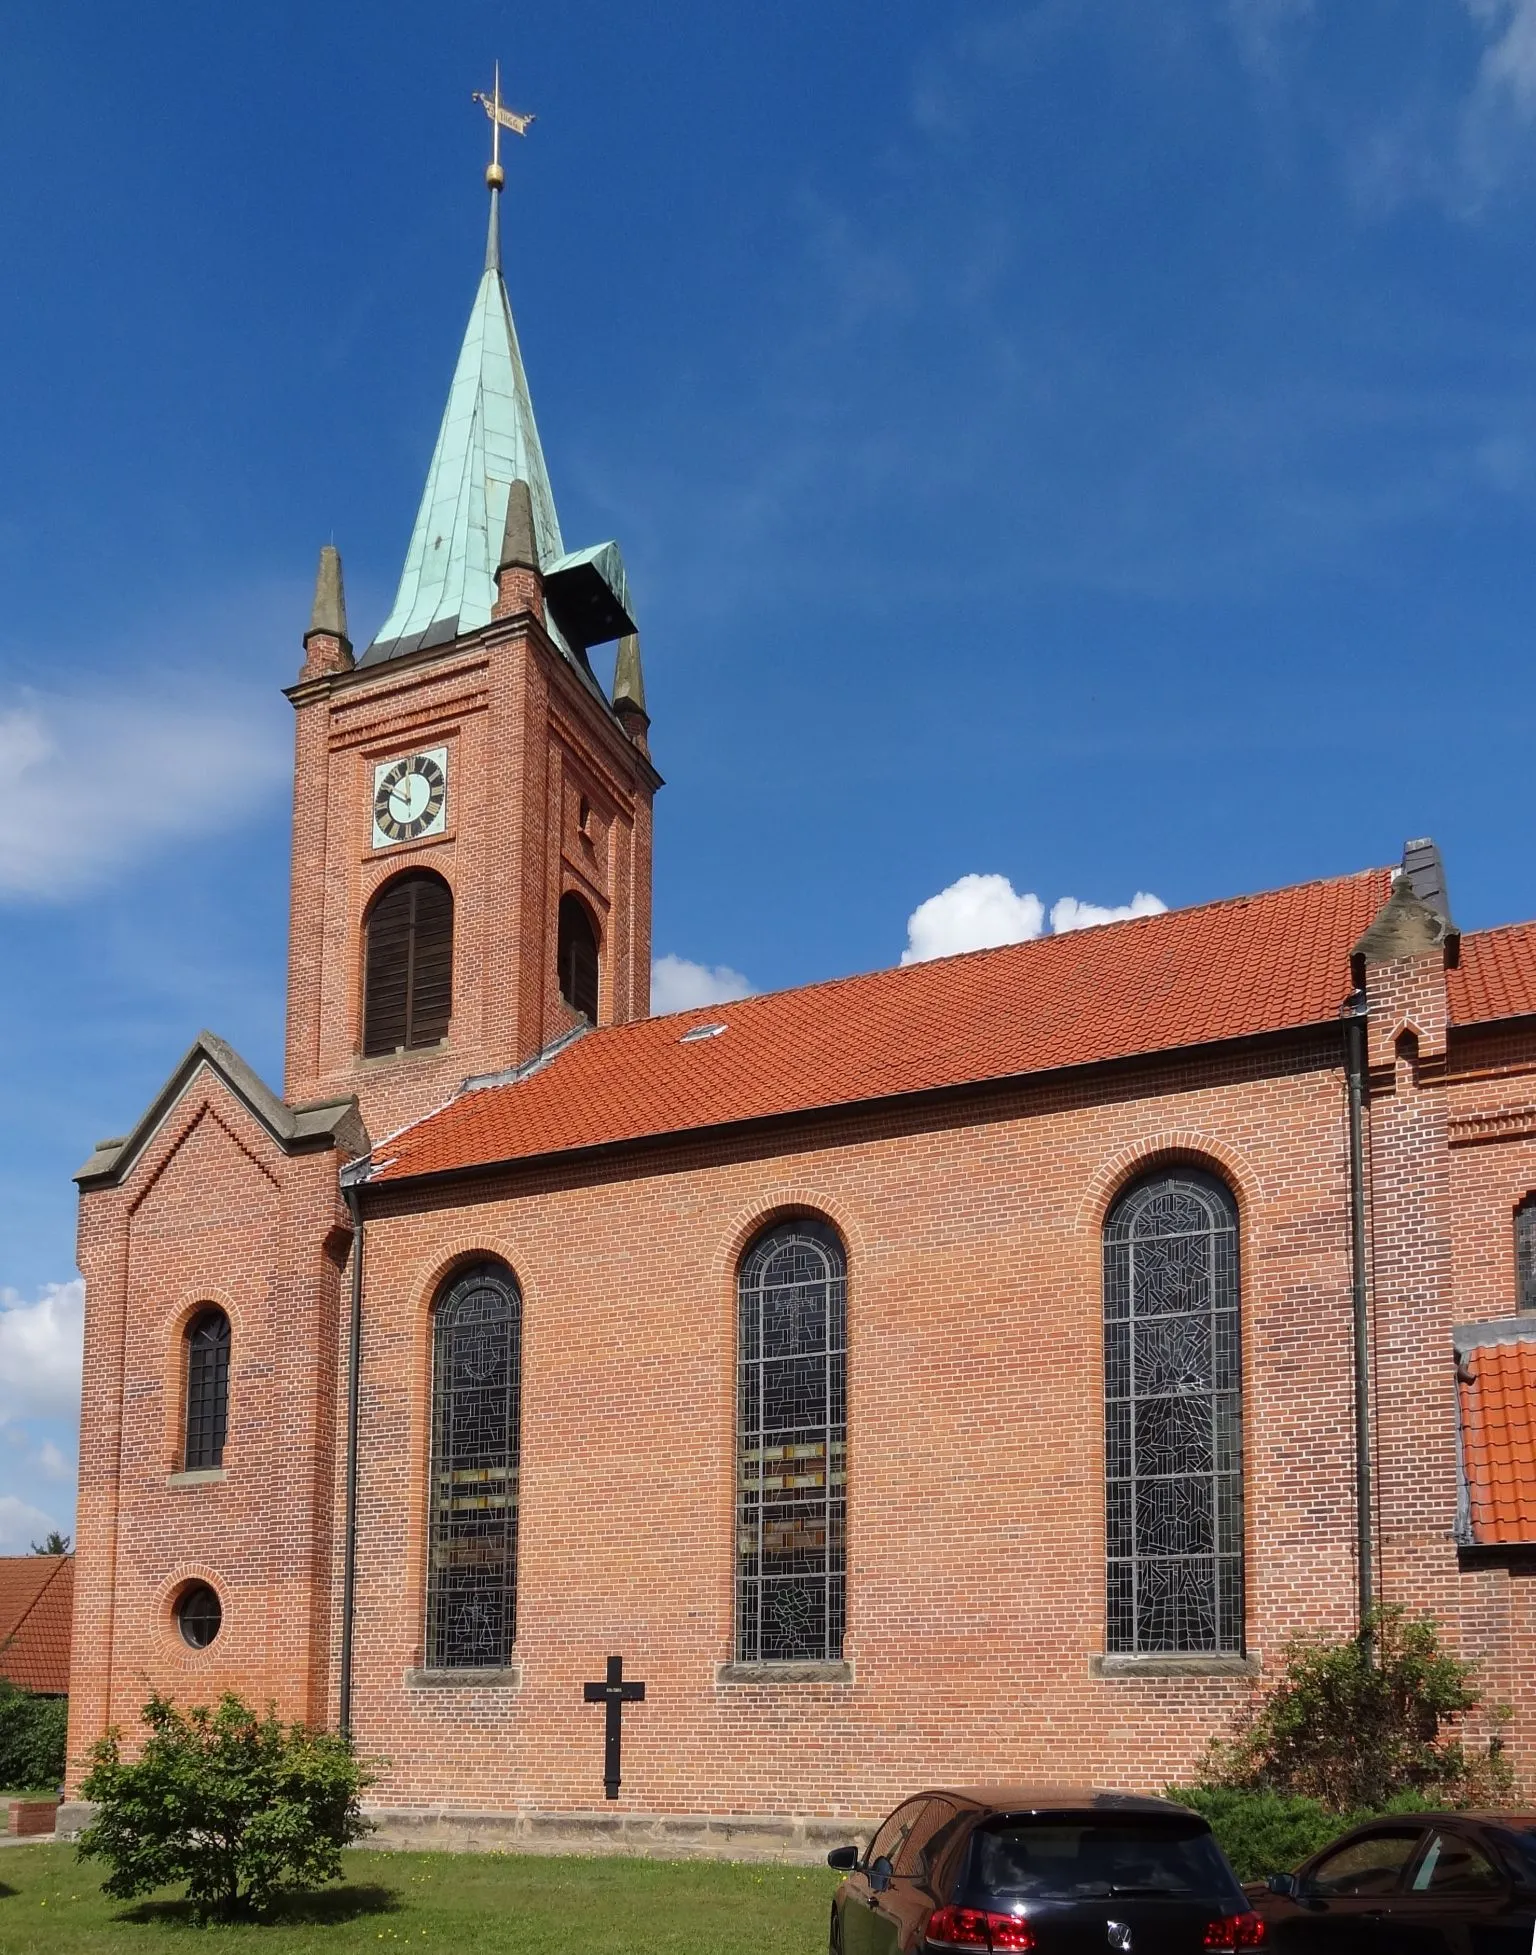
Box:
557;892;600;1023
1105;1170;1244;1655
736;1218;848;1664
1518;1198;1536;1312
362;872;453;1056
426;1262;522;1669
184;1308;230;1471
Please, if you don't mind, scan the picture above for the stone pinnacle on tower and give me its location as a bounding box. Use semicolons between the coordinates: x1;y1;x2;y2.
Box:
494;478;544;622
612;633;650;753
300;544;352;677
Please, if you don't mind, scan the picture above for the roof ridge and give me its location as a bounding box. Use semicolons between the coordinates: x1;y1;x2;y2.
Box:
1458;916;1536;945
631;862;1395;1036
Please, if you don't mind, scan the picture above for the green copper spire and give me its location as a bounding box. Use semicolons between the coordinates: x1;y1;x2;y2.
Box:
363;179;564;663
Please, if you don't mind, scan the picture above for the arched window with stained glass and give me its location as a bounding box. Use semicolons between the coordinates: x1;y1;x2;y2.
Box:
735;1217;847;1664
426;1261;522;1670
1104;1169;1244;1656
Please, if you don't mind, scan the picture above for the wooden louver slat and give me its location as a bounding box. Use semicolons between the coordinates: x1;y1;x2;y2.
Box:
364;872;454;1056
410;877;454;1044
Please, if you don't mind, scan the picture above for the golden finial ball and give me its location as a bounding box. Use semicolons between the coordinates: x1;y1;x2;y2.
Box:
486;162;506;190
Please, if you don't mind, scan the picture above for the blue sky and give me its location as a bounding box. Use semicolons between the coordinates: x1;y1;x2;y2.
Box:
5;0;1536;1547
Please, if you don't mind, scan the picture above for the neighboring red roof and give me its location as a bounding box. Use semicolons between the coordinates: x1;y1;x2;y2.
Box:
372;866;1396;1184
1449;921;1536;1029
0;1556;73;1695
1458;1339;1536;1546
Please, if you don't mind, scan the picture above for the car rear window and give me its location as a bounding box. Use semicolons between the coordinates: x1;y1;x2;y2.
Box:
973;1820;1236;1903
1488;1827;1536;1882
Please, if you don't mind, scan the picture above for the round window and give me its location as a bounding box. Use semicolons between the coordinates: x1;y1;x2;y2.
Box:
175;1583;222;1649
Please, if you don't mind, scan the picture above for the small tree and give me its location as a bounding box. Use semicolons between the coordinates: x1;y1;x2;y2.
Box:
0;1678;67;1789
1207;1607;1510;1813
77;1693;372;1922
30;1532;70;1555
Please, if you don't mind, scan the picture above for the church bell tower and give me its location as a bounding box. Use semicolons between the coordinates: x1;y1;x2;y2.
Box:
283;92;660;1142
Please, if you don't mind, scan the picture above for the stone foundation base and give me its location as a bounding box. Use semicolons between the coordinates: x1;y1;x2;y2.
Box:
362;1807;874;1864
56;1801;874;1865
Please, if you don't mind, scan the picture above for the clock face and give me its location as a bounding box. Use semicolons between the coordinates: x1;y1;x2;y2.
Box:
372;747;448;848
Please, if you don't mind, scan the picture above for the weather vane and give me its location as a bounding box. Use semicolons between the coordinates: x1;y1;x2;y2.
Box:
472;62;535;190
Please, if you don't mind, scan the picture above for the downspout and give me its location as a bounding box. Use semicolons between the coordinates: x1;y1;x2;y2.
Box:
339;1180;365;1738
1343;997;1374;1642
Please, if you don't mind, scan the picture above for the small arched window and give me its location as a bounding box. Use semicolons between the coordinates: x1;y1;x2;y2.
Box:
1104;1169;1243;1656
426;1261;522;1670
1517;1197;1536;1313
557;892;600;1023
184;1308;230;1471
362;871;453;1057
736;1218;847;1664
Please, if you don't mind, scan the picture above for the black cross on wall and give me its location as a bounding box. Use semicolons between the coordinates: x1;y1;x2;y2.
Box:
582;1654;646;1801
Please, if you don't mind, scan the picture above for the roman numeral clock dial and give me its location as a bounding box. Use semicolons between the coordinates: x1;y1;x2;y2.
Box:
372;748;448;848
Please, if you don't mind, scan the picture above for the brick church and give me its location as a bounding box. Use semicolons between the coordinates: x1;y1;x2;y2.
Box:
62;142;1536;1851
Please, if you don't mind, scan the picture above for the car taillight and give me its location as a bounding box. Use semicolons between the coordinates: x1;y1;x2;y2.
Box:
1203;1913;1266;1948
925;1905;1037;1951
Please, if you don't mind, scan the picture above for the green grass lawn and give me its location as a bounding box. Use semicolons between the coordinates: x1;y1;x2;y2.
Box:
0;1843;839;1952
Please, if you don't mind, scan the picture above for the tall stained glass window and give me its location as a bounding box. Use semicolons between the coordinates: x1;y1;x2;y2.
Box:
426;1261;521;1669
736;1219;847;1663
184;1308;230;1471
1104;1170;1243;1655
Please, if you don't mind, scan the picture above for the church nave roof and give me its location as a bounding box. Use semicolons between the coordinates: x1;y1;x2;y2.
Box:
364;863;1405;1185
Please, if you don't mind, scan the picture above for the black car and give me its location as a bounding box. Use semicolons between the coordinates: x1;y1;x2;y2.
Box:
827;1787;1263;1952
1249;1809;1536;1950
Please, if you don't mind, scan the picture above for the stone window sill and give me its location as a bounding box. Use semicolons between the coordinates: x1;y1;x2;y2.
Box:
405;1663;522;1690
355;1040;451;1070
1090;1653;1259;1679
167;1468;226;1487
716;1660;854;1686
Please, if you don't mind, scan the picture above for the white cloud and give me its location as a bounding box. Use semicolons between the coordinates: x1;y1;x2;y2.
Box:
651;954;755;1016
0;688;289;901
902;874;1046;964
1471;0;1536;114
903;874;1168;963
0;1494;62;1555
32;1441;71;1482
0;1280;84;1424
1050;891;1169;932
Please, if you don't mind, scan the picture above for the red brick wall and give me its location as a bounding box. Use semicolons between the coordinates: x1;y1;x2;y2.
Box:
68;1073;352;1787
335;1039;1371;1816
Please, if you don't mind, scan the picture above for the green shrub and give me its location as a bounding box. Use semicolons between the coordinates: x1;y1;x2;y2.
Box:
1167;1784;1437;1882
1169;1608;1512;1880
1205;1607;1510;1813
0;1678;67;1789
76;1692;372;1922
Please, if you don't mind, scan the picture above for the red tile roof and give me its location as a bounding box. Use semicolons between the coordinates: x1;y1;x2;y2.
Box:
1458;1338;1536;1546
0;1556;72;1696
1449;921;1536;1029
372;866;1397;1184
